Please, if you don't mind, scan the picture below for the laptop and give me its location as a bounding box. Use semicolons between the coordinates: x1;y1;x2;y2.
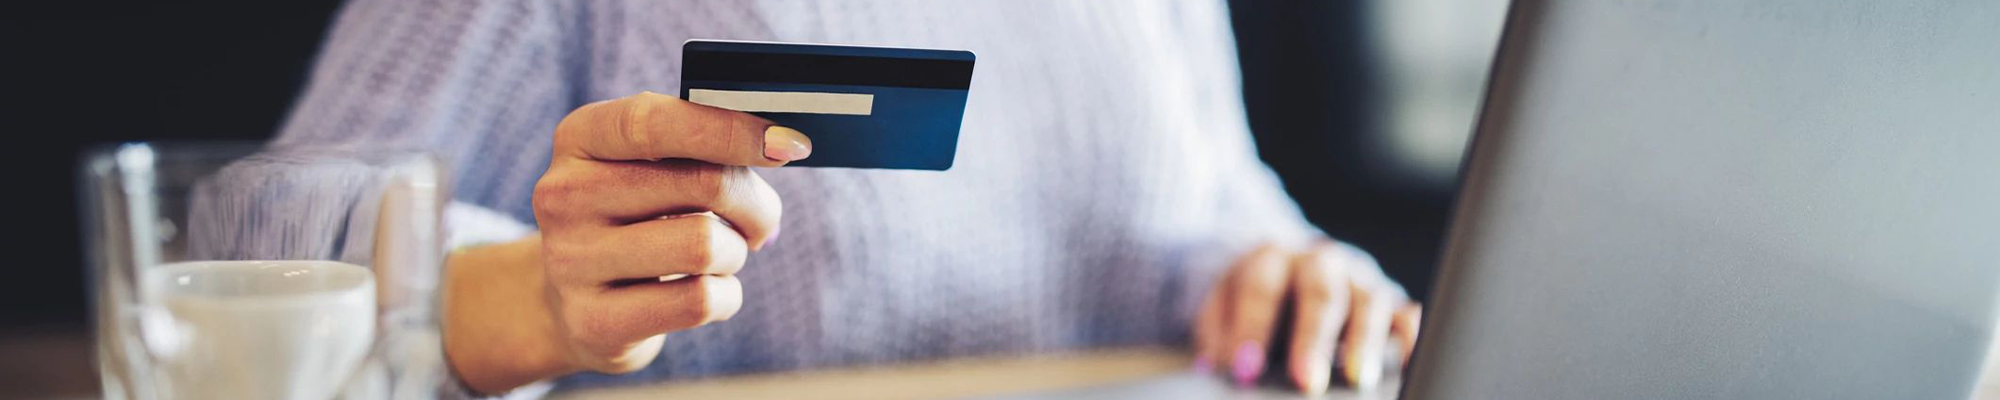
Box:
994;0;2000;398
1404;0;2000;398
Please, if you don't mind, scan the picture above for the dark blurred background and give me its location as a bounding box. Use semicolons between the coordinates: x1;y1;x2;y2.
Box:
5;1;346;327
2;0;1504;396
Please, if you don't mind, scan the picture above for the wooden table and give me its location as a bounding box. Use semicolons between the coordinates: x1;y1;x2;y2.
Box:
11;329;1996;399
548;347;1392;400
551;346;2000;400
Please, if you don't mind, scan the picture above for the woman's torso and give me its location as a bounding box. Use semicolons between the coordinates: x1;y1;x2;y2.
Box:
342;0;1287;385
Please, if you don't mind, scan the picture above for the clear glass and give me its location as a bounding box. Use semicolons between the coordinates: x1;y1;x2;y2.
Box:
82;142;446;400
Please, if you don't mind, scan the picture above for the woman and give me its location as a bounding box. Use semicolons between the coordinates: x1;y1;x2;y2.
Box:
267;0;1423;397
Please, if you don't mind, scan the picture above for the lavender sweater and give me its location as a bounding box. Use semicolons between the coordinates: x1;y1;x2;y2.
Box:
253;0;1392;393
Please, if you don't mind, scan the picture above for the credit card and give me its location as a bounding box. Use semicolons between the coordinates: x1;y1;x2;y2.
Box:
681;39;976;170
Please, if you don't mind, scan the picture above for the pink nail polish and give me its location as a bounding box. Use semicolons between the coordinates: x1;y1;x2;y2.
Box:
1193;356;1214;375
1232;342;1264;387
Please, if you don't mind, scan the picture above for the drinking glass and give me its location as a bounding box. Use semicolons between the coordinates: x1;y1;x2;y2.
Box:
81;142;446;400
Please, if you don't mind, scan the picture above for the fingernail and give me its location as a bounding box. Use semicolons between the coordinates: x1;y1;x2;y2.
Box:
1232;342;1264;387
1345;345;1384;391
1193;356;1214;375
1296;351;1331;395
763;125;812;161
765;224;782;246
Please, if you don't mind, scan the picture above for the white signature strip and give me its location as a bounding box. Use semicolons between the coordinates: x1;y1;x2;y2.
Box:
687;89;875;116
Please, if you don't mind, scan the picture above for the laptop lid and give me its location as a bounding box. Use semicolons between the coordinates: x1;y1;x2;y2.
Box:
1406;0;2000;399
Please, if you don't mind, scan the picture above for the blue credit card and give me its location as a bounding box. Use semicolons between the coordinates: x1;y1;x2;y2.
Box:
681;40;976;170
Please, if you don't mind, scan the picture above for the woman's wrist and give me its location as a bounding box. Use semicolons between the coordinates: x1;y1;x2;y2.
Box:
441;234;581;395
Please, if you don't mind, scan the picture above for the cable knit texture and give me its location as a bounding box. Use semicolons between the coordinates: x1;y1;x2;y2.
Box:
262;0;1342;392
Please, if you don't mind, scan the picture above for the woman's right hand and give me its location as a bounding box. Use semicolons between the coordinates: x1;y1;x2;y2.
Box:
537;91;810;373
445;92;810;394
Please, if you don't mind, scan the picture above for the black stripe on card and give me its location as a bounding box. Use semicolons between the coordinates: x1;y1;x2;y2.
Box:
684;50;975;90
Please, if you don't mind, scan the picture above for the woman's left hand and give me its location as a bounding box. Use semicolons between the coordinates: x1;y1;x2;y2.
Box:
1193;241;1423;395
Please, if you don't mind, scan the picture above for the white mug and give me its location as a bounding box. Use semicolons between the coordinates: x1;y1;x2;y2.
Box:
144;260;376;400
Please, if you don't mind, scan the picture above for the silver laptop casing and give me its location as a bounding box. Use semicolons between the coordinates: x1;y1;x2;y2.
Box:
1406;0;2000;399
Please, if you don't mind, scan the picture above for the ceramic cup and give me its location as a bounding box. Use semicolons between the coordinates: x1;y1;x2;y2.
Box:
146;260;375;400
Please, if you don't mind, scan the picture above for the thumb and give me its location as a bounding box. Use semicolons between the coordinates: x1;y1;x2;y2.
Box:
555;92;813;166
